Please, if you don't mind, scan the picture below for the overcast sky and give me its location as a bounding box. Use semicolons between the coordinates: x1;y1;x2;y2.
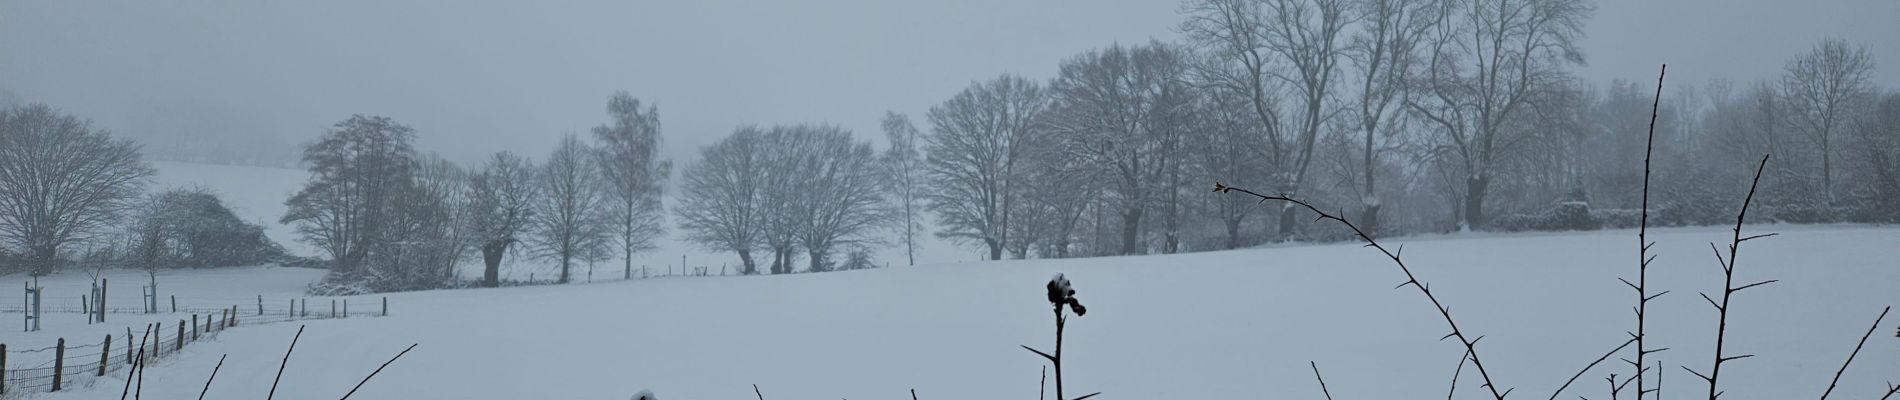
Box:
2;0;1896;167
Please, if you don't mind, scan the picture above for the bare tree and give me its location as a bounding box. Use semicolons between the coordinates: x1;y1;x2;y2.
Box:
1405;0;1591;230
1188;90;1270;249
677;126;766;274
879;112;926;266
758;128;809;273
592;92;671;279
1181;0;1351;240
282;115;418;275
534;133;610;284
0;104;153;275
924;74;1048;260
784;124;888;272
1344;0;1439;233
1045;41;1194;255
467;152;538;287
412;155;472;283
1781;38;1876;199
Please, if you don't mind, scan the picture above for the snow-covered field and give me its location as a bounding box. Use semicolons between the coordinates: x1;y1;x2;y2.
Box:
3;224;1896;400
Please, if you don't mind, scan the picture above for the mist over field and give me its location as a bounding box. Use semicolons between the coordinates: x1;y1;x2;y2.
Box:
1;1;1896;399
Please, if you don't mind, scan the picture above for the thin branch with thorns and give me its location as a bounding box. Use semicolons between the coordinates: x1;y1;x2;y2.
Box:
1214;182;1513;400
1627;63;1668;400
1819;306;1890;400
1681;154;1774;400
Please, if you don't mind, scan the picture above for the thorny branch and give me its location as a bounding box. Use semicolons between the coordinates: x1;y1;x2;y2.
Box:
1629;63;1666;400
1818;306;1890;400
1682;154;1773;400
1214;182;1512;400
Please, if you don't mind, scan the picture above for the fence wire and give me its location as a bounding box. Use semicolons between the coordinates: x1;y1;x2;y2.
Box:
1;299;387;395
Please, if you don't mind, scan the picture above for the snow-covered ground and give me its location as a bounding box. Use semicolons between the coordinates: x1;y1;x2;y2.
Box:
3;224;1895;400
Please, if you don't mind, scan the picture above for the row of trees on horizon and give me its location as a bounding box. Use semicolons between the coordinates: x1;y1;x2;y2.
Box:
2;0;1896;293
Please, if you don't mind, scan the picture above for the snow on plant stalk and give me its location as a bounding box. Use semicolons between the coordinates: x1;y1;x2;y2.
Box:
1022;273;1098;400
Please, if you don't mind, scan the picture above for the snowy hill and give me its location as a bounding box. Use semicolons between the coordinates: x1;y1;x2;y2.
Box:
5;225;1896;400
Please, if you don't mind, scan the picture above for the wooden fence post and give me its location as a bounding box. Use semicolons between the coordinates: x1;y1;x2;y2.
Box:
170;295;177;313
331;299;337;318
258;295;263;315
192;314;199;340
153;321;162;358
1;343;7;395
382;297;388;317
343;299;348;317
53;337;64;391
125;329;133;364
176;321;184;351
230;305;238;326
289;299;294;317
99;334;111;376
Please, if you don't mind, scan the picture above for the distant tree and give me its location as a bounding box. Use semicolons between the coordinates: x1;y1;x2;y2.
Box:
1781;38;1876;199
412;155;474;283
676;127;766;274
467;152;538;287
591;92;671;279
879;112;926;266
1188;90;1271;249
1045;41;1193;255
757;129;808;273
923;74;1047;260
1850;92;1900;221
1343;0;1438;233
784;124;888;272
533;133;611;284
1405;0;1591;229
128;188;283;270
0;104;153;276
282;115;420;276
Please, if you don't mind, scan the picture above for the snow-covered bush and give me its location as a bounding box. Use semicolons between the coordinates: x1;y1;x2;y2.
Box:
1495;201;1599;232
129;188;286;269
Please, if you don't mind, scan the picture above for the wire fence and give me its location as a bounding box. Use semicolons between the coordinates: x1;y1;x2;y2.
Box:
1;298;388;395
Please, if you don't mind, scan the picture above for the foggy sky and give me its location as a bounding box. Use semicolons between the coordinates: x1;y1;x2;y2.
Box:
2;0;1896;167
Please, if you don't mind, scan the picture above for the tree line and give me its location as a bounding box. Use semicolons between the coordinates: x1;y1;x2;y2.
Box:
676;0;1896;268
280;92;669;292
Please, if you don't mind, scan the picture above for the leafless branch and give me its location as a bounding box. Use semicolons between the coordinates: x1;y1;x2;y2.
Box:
1311;361;1335;400
339;343;419;400
1698;154;1773;400
1214;181;1510;400
1819;306;1890;400
1551;337;1639;400
267;325;306;400
197;354;226;400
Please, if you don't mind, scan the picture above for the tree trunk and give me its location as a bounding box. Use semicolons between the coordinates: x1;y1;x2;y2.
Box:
737;249;757;275
29;244;57;276
1225;218;1243;250
481;241;506;288
1278;203;1297;242
985;238;1002;260
1463;174;1490;230
557;255;571;284
1361;204;1382;238
807;249;827;273
1119;207;1143;255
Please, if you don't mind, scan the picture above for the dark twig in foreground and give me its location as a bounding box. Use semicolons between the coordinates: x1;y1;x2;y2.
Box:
121;323;152;400
755;384;765;400
198;354;226;400
1551;337;1638;400
339;343;419;400
1819;306;1890;400
1682;154;1773;400
1629;63;1667;400
1450;350;1471;400
1882;381;1899;400
267;325;306;400
1311;361;1335;400
1214;182;1511;400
